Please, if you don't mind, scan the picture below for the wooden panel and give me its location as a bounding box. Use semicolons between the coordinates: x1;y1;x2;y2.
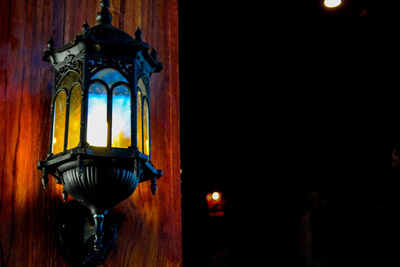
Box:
0;0;181;266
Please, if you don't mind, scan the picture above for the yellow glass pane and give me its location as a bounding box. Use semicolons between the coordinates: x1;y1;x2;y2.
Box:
137;90;142;152
67;84;82;149
112;85;131;148
87;83;107;147
52;90;67;154
137;78;147;97
143;99;150;155
58;71;81;91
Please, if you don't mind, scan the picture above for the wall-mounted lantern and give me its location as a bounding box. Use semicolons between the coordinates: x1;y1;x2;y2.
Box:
37;0;162;265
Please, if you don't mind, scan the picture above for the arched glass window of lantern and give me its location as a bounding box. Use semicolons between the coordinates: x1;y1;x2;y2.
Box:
137;78;150;156
52;89;67;154
88;68;131;148
67;83;82;149
50;71;82;154
112;84;131;148
87;82;108;147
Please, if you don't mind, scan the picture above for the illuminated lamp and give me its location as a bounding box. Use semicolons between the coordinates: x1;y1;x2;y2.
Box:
324;0;342;8
37;0;162;265
206;191;225;216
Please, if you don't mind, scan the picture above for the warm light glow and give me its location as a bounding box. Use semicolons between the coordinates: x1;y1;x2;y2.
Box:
145;139;149;155
212;192;221;201
324;0;342;8
52;90;67;154
67;84;82;149
206;191;225;217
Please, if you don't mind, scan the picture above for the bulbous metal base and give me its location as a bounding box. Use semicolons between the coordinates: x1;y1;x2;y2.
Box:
37;150;162;266
56;200;117;266
61;163;139;213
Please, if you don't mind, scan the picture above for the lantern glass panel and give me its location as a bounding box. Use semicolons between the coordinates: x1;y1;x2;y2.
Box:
52;90;67;154
143;99;150;155
91;68;128;89
112;85;131;148
87;82;107;147
67;83;82;149
137;90;142;152
58;71;81;92
137;78;147;97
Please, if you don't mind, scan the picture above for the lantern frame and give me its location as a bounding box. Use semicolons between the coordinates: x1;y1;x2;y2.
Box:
37;1;163;265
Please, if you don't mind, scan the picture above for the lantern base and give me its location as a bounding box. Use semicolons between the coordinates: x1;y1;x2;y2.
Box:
56;200;117;266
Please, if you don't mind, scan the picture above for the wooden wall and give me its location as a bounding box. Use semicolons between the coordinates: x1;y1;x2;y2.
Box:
0;0;181;266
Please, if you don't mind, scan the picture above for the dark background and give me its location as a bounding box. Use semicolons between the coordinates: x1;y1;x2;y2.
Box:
179;1;384;266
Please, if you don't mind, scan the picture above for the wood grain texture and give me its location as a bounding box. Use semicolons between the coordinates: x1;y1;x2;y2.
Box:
0;0;181;266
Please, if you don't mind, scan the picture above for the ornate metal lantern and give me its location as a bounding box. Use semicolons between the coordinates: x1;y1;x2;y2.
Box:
37;0;162;265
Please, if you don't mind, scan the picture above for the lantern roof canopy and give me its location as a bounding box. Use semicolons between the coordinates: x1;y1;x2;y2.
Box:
84;24;136;45
43;0;162;72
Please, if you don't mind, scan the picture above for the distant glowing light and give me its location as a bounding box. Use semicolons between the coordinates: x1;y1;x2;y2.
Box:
206;191;225;217
324;0;341;8
211;192;221;201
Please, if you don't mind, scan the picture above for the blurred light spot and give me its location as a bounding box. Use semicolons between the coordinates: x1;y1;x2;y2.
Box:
206;191;225;216
358;9;367;20
324;0;342;8
212;192;221;201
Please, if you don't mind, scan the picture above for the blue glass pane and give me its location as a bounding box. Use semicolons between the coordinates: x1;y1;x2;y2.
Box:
87;83;107;147
112;85;131;148
91;68;128;89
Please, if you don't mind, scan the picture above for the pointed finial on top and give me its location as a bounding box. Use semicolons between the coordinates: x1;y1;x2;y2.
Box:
47;37;55;51
135;27;142;41
151;48;158;60
43;37;55;64
96;0;112;25
82;20;89;32
100;0;110;8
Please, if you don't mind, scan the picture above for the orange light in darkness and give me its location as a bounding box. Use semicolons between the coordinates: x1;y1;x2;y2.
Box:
211;192;221;201
206;191;225;216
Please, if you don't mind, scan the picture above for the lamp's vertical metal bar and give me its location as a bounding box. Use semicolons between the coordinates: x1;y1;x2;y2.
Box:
64;93;71;151
131;56;138;151
48;93;55;155
80;53;89;148
141;92;144;156
144;97;151;160
146;77;151;160
44;38;56;156
107;83;112;148
148;99;151;160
